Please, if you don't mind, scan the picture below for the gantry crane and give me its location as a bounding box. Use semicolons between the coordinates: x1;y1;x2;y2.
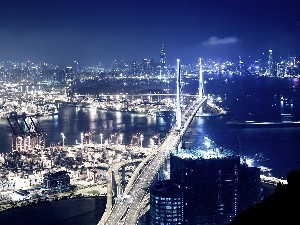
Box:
7;113;47;151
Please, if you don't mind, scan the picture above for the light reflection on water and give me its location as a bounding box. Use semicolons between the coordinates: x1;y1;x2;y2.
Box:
0;107;174;153
0;74;299;180
184;74;300;179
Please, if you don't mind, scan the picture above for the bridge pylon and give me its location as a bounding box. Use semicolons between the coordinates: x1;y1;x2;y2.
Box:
198;57;204;115
176;59;182;130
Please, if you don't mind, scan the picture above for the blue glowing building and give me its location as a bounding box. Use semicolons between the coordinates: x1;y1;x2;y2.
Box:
150;180;182;224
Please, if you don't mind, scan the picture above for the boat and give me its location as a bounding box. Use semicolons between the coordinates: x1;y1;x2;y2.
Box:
149;109;174;117
195;112;224;117
226;120;300;128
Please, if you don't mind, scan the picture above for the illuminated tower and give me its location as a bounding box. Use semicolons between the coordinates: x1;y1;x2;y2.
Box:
132;60;138;76
198;58;204;115
176;59;181;131
198;58;203;100
268;50;274;76
25;61;30;80
196;58;204;116
142;59;148;75
159;44;166;76
73;61;79;74
239;56;243;75
291;57;296;67
150;180;182;224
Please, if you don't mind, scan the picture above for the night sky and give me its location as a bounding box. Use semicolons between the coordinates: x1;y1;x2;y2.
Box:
0;0;299;66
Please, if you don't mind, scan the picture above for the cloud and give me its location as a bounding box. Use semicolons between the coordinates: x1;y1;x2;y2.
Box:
202;36;239;46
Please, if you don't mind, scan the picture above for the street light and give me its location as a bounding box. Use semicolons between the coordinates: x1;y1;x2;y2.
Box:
27;136;31;150
61;133;65;148
119;134;123;145
81;132;84;145
100;133;103;146
140;134;143;148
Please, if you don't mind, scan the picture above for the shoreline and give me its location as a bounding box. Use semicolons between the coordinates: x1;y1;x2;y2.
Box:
0;183;108;225
0;182;107;212
0;196;107;225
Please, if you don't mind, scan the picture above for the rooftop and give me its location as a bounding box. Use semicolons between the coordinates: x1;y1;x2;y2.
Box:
175;137;236;160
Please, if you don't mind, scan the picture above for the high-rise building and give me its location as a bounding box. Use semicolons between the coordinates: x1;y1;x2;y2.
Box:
21;61;31;81
149;59;157;76
65;66;74;82
276;61;286;77
54;67;66;84
150;138;261;225
73;61;79;74
111;58;118;73
150;180;182;224
142;59;149;75
39;62;51;83
170;153;240;224
43;171;70;189
238;164;261;213
132;60;138;76
267;49;274;76
159;44;166;76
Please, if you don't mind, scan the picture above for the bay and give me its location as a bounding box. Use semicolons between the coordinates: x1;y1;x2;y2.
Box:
0;74;300;224
183;74;300;179
1;74;299;178
0;74;300;178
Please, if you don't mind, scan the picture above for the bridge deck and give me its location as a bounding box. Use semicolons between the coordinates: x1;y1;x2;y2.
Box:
99;97;207;225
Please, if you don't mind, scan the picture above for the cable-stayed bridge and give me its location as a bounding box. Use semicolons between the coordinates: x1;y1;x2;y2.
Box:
99;59;206;225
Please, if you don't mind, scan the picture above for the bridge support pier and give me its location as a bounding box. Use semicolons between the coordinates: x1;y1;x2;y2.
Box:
117;186;123;197
111;172;118;204
163;158;168;171
177;140;183;153
106;169;113;210
197;105;203;115
121;165;126;189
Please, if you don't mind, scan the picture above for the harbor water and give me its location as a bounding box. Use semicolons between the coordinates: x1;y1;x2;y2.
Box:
1;74;298;178
0;74;300;224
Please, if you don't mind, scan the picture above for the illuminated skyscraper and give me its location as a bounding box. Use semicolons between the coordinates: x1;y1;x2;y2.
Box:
23;61;30;81
149;59;156;75
159;44;166;76
276;61;286;77
65;66;74;82
132;60;138;76
111;58;118;73
73;61;79;74
142;59;149;75
150;180;182;224
268;49;274;76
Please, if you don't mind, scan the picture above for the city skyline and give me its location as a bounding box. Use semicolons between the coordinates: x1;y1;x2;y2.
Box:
0;0;299;66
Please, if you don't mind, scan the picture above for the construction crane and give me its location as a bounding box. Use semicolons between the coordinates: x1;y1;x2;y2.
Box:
7;113;47;151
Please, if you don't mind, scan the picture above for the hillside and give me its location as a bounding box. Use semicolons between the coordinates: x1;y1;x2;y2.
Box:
229;170;300;224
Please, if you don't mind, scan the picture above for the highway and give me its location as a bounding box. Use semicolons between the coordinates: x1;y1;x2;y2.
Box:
99;96;207;225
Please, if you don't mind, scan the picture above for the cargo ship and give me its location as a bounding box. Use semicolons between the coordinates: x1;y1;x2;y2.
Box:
226;120;300;128
227;113;300;128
